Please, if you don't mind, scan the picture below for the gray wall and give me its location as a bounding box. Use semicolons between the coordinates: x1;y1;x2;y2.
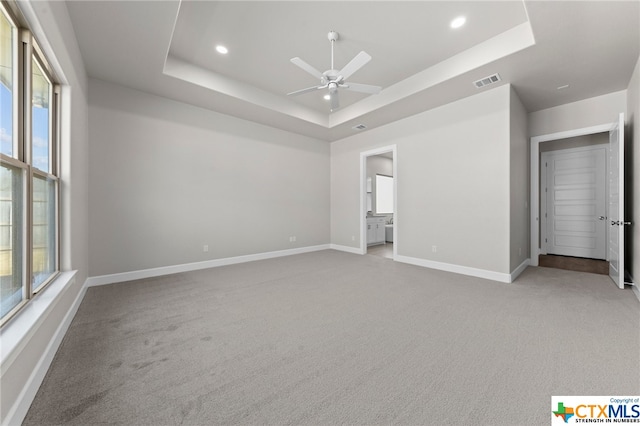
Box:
88;79;330;277
331;85;512;274
529;91;627;137
509;87;530;270
539;133;608;152
627;56;639;282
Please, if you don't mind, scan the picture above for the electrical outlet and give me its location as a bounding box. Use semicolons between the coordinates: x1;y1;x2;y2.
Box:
203;245;209;252
432;245;437;253
352;235;355;241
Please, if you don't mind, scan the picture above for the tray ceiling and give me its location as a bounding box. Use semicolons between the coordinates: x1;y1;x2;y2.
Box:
64;1;640;141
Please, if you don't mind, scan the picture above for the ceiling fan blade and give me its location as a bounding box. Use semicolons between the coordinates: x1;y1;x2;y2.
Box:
342;82;382;95
329;91;340;111
338;51;371;80
287;85;322;96
290;57;324;80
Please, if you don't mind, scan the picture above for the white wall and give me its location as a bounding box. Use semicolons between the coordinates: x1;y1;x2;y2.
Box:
331;85;512;275
529;91;626;137
540;133;608;152
509;87;529;270
0;2;89;425
88;79;330;277
627;56;640;282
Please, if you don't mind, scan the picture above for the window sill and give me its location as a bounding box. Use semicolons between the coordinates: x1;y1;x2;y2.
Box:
0;270;78;375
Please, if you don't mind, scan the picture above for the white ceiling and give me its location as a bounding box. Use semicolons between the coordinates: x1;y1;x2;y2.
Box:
64;1;640;142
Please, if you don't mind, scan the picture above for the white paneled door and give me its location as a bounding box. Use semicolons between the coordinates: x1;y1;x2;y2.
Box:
543;146;607;259
608;113;625;289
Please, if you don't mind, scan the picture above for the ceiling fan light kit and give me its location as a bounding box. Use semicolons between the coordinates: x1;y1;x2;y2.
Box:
288;31;382;111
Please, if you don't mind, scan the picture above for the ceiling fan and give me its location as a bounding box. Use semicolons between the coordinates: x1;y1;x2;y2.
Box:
287;31;382;111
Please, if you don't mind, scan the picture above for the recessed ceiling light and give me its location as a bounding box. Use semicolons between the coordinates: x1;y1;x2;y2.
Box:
215;45;228;55
323;94;331;100
450;16;466;29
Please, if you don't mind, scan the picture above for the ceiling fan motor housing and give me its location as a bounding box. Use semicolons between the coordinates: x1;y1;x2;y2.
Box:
323;69;340;80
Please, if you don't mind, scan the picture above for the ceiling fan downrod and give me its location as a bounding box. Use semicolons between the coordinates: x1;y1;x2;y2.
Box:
328;31;339;72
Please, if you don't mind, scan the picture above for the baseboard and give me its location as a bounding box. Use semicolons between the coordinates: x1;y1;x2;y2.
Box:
510;258;531;283
1;272;85;426
86;244;331;287
329;244;363;255
394;255;513;283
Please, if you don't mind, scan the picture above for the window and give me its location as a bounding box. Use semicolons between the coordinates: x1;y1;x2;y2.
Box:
0;3;60;325
0;162;26;318
1;8;13;158
32;56;51;173
375;174;394;214
32;174;56;290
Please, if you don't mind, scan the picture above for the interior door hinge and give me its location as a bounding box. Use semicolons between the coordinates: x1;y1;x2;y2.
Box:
545;238;548;243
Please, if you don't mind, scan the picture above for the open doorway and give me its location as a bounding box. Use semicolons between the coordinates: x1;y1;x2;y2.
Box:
538;134;609;274
530;114;629;287
360;145;397;259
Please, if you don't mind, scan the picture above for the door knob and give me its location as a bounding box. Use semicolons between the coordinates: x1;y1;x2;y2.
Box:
598;216;606;220
611;220;620;226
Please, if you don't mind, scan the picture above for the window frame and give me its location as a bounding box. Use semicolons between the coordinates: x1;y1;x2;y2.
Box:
0;0;60;326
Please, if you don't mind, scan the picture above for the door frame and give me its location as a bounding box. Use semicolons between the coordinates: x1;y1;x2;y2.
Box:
530;123;617;266
360;145;397;257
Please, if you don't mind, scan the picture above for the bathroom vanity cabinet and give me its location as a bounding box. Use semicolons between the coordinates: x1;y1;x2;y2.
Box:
366;216;386;246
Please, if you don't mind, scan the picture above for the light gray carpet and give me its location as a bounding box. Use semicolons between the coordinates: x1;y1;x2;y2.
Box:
24;250;639;425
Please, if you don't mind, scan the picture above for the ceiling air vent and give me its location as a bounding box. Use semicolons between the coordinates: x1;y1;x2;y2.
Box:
473;73;501;89
352;124;367;131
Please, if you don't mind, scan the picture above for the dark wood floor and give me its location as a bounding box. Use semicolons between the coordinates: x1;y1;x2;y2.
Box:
365;246;608;275
538;254;609;275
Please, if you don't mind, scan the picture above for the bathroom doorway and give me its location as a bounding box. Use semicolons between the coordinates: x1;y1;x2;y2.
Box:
360;145;397;259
